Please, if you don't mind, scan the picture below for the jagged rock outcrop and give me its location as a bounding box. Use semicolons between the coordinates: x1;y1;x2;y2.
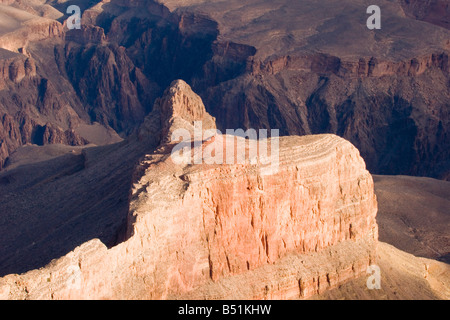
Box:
0;80;378;300
0;49;89;168
0;4;64;52
0;111;89;168
64;42;159;133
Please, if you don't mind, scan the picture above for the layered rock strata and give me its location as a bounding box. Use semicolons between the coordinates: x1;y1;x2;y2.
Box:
0;80;378;300
1;0;449;180
0;4;64;52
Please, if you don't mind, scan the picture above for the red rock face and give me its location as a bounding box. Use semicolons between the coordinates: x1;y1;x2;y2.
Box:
0;134;378;300
175;134;378;283
0;80;378;300
400;0;450;30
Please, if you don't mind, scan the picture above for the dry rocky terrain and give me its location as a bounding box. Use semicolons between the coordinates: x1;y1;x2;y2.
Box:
0;0;448;179
1;80;380;299
0;80;447;300
0;1;448;300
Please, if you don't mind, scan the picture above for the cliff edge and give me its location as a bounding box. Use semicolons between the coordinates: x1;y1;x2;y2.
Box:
0;80;378;299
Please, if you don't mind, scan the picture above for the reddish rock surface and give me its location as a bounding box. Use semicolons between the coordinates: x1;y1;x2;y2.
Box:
0;0;449;179
0;80;378;300
400;0;450;30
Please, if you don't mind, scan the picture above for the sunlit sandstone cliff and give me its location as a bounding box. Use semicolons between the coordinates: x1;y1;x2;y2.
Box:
0;0;449;180
0;80;378;300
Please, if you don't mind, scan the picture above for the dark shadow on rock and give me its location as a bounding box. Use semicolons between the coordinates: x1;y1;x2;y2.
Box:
0;138;156;277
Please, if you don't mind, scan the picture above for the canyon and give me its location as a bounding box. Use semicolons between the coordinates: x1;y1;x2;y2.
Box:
0;79;380;299
400;0;450;30
0;0;447;179
0;0;448;300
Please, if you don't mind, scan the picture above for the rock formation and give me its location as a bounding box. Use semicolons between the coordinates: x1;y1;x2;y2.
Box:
374;175;450;263
139;79;216;145
0;80;378;300
399;0;450;30
0;0;447;301
0;0;449;180
0;3;64;52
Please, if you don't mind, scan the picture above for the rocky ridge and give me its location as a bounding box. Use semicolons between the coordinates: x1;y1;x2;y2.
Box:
0;0;449;180
400;0;450;30
0;80;378;299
